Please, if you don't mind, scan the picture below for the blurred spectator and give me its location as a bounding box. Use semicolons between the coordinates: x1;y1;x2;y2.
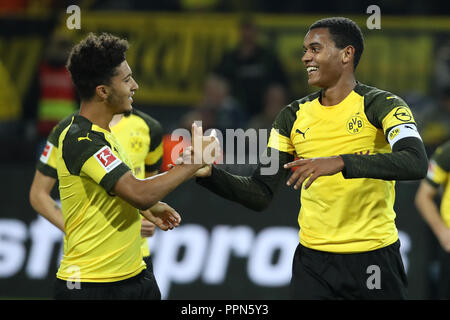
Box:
35;34;77;141
419;86;450;155
180;74;245;133
163;74;242;172
213;16;289;119
434;42;450;93
0;59;21;136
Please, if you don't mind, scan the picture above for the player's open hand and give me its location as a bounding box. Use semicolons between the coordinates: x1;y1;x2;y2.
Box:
170;123;219;176
191;123;220;165
140;201;181;231
283;156;344;190
171;150;212;177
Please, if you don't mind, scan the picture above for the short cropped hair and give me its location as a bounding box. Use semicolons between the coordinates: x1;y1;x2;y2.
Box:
309;17;364;70
66;32;129;100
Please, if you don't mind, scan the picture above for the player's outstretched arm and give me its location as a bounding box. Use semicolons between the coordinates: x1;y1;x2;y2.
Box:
29;170;65;232
196;148;294;212
340;136;428;180
284;136;427;190
113;123;219;212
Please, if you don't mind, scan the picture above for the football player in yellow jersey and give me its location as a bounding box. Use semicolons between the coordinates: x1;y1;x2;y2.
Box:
29;33;217;299
193;17;428;299
415;140;450;299
30;108;164;299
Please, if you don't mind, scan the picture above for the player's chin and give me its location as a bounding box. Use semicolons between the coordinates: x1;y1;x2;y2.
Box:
307;73;317;85
122;103;133;117
308;75;324;88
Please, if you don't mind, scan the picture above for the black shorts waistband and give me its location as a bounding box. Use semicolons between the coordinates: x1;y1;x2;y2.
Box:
56;269;146;288
299;239;400;256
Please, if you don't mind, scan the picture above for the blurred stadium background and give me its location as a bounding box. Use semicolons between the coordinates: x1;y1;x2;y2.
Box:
0;0;450;299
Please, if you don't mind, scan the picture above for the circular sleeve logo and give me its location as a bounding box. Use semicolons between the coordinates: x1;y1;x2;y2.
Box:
393;107;412;122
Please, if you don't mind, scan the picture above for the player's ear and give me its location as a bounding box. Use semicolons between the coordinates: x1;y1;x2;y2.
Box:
342;45;355;66
95;85;109;100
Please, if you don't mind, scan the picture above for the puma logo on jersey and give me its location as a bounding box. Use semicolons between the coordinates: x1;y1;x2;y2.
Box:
296;128;309;139
404;125;417;131
78;133;92;142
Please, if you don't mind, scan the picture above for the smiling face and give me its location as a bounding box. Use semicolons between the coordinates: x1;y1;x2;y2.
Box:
302;28;347;88
105;60;139;115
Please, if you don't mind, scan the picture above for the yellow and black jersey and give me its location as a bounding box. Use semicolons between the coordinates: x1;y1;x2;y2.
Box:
267;82;422;252
56;115;145;282
109;110;163;257
37;115;74;178
111;109;163;179
37;109;163;180
426;141;450;227
197;82;427;253
37;109;163;258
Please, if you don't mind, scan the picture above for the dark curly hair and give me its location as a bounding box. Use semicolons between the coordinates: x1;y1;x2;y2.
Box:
66;32;129;100
309;17;364;70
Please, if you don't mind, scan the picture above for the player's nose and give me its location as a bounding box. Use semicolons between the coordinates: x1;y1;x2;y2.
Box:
131;77;139;91
302;51;312;65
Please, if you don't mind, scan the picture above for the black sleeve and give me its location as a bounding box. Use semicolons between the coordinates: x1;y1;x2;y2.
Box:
196;148;294;211
341;137;428;180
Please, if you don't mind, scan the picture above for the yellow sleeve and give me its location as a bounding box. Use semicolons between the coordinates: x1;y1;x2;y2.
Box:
267;128;295;154
81;146;129;191
145;141;163;167
381;106;416;133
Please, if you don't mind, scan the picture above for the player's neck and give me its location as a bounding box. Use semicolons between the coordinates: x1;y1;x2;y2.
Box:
109;114;123;128
79;100;113;132
320;75;357;106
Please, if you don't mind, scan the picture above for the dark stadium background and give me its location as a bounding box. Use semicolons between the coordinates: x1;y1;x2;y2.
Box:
0;0;449;300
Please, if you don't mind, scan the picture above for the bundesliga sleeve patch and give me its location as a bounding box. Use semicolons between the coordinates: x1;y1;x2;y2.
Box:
40;141;54;164
387;123;422;148
94;146;122;173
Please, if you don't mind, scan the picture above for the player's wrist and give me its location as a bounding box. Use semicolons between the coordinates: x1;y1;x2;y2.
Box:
336;155;345;172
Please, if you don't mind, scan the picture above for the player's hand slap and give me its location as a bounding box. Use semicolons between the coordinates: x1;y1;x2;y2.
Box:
283;156;345;190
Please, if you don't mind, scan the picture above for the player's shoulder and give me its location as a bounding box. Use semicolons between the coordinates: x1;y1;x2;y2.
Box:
281;91;320;116
432;140;450;171
296;90;321;107
273;91;320;136
357;82;409;111
355;82;411;128
61;115;109;174
47;111;78;146
132;108;162;131
355;82;408;107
